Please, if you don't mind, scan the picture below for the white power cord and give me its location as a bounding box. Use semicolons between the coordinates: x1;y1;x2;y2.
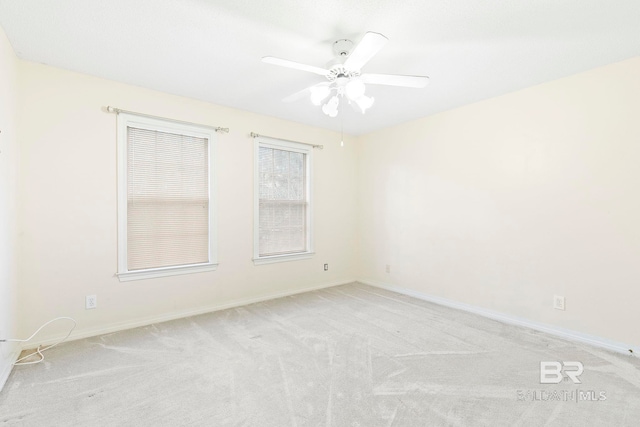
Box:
0;317;76;365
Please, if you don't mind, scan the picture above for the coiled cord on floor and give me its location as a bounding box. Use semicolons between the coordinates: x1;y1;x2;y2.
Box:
0;317;76;365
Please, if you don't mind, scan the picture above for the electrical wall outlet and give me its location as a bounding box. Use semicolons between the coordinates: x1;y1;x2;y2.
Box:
86;295;97;309
324;263;328;271
553;295;565;311
385;264;391;274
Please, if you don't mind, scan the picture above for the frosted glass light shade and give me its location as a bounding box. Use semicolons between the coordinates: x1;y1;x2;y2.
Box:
355;95;374;113
310;85;331;105
345;79;366;100
322;95;339;117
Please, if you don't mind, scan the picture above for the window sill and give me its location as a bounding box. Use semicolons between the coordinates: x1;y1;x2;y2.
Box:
253;252;314;266
117;262;218;282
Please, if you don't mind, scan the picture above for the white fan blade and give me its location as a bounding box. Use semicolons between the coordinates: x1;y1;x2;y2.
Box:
361;73;429;88
262;56;328;76
282;82;330;103
283;87;311;103
343;32;388;71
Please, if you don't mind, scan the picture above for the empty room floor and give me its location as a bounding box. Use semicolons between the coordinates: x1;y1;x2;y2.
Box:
1;283;639;426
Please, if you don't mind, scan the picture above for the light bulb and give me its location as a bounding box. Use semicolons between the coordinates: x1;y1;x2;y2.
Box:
310;85;330;106
355;95;374;113
345;79;366;100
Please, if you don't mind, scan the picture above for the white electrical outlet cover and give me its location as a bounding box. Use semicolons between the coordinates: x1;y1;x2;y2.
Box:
86;295;97;309
553;295;565;310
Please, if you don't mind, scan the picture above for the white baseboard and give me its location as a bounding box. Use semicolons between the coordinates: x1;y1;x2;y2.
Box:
25;278;356;349
359;278;639;358
0;345;20;394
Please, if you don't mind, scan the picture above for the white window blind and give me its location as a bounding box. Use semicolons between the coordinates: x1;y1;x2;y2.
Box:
117;112;217;281
254;136;313;264
127;127;209;270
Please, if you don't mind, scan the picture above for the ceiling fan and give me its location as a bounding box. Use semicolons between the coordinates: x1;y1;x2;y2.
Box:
262;32;429;117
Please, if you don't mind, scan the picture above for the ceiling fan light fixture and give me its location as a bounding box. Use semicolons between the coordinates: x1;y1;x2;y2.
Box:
265;32;429;119
310;85;331;106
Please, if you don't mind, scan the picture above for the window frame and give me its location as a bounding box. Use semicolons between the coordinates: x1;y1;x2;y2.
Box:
116;113;218;281
253;136;314;265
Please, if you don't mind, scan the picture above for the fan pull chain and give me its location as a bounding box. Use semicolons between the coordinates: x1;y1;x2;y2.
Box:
340;101;344;147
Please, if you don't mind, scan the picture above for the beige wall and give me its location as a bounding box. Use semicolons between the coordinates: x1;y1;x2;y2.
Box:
16;61;358;342
0;27;19;380
358;57;640;347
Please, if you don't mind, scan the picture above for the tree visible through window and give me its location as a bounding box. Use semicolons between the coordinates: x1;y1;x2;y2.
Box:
254;137;313;264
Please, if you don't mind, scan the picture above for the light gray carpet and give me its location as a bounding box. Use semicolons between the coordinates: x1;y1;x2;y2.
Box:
1;283;639;426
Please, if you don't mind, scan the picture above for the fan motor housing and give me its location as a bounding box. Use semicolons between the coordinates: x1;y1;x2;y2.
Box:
326;65;359;82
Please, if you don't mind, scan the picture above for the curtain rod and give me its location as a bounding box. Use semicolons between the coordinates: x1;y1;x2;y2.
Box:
250;132;323;150
104;106;229;133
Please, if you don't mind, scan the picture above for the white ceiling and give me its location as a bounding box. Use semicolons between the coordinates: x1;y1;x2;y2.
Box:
1;0;639;135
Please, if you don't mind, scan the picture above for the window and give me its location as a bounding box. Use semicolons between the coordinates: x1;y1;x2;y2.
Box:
254;136;313;264
117;113;217;281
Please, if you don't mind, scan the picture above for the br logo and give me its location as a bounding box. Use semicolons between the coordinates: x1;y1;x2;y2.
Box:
540;361;584;384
